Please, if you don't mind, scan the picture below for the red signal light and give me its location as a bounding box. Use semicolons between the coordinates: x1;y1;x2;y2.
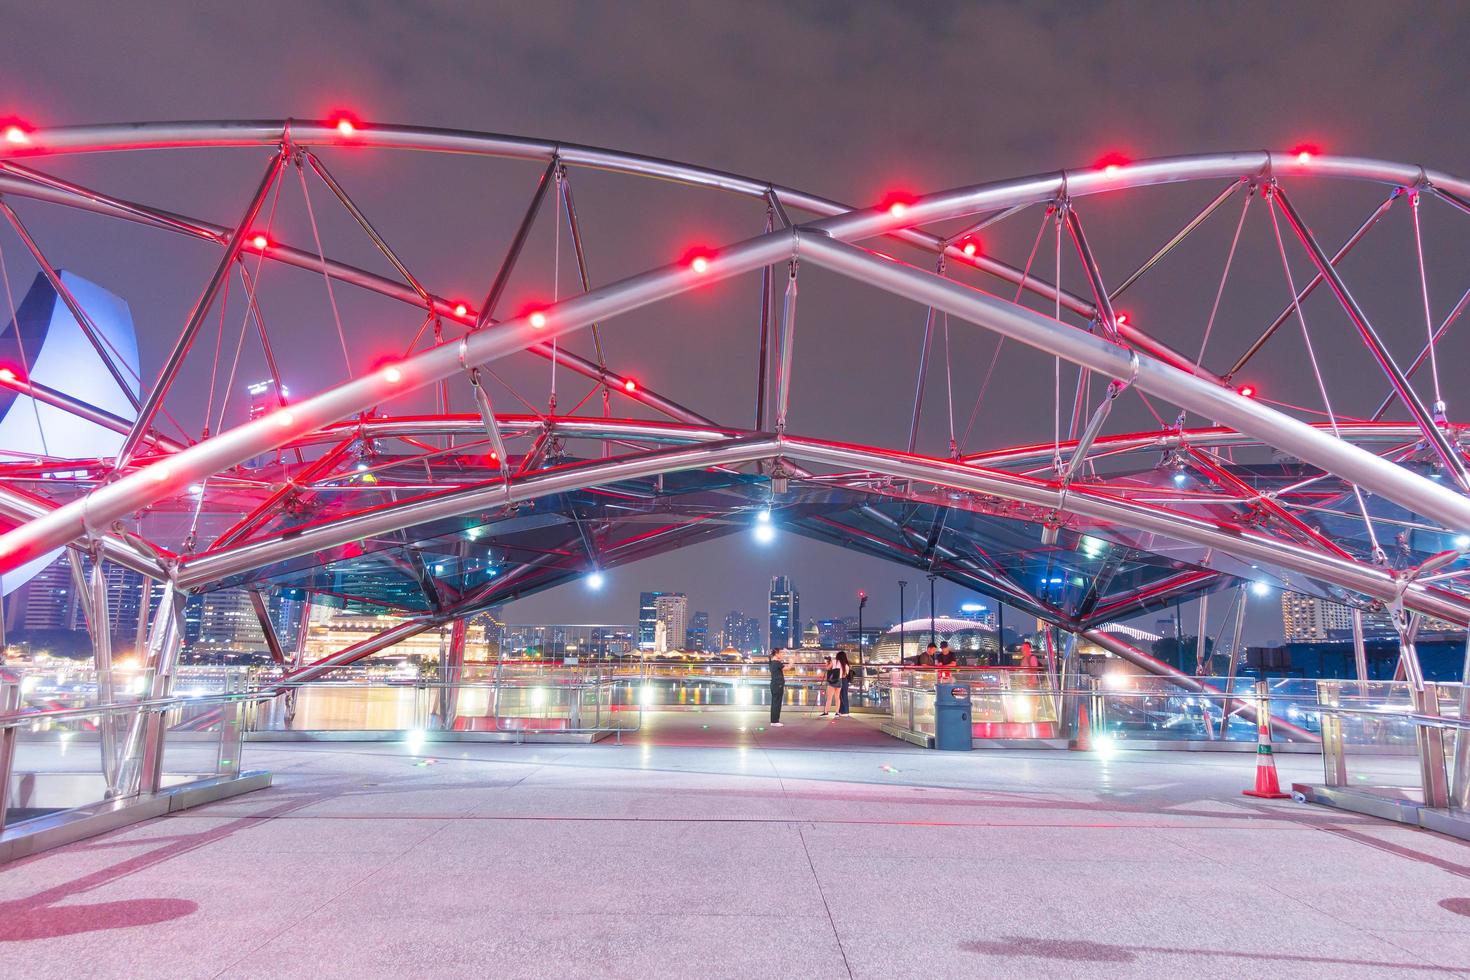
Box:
1115;312;1129;326
250;233;269;250
529;310;547;329
623;378;637;392
453;302;468;318
879;192;916;218
1096;152;1131;176
0;368;15;383
961;239;978;257
1289;144;1319;165
1239;384;1256;398
3;123;31;146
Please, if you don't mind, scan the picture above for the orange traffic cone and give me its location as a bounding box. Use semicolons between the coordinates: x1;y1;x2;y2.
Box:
1242;709;1289;799
1070;698;1093;751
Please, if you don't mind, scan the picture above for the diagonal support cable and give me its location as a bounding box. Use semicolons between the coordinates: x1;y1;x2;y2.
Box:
1226;190;1399;380
1109;179;1244;301
1273;185;1470;492
116;149;288;471
475;158;559;331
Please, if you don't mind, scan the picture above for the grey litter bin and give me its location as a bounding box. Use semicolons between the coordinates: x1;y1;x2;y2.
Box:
934;682;973;751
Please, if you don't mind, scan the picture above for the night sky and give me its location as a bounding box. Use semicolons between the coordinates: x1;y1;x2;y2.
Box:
6;0;1470;644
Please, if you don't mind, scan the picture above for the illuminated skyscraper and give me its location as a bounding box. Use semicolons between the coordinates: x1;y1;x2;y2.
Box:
654;593;688;650
769;576;799;651
1281;593;1353;641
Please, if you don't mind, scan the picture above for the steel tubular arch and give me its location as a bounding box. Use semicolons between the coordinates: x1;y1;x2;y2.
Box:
1;123;1469;667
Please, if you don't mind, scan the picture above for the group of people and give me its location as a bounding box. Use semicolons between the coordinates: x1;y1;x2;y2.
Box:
764;648;854;726
909;641;958;668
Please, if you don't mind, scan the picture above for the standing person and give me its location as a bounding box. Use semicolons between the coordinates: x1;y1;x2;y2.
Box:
1018;639;1043;687
821;654;841;716
936;641;957;682
768;648;786;726
836;650;853;717
917;642;937;667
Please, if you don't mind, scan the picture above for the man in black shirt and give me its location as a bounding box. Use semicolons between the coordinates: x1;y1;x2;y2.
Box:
768;648;787;726
916;642;937;667
936;641;958;682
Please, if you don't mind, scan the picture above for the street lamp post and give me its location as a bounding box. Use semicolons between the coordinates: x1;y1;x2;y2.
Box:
928;573;937;644
898;580;909;665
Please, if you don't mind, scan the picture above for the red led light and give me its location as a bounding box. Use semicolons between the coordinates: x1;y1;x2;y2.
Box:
1115;312;1129;326
1289;144;1319;165
0;368;15;383
336;119;356;136
961;240;978;257
452;302;469;318
250;233;269;250
623;378;637;392
691;255;710;274
1239;384;1256;398
1096;152;1131;176
382;366;402;383
879;192;916;218
529;311;547;329
275;411;295;427
3;124;30;146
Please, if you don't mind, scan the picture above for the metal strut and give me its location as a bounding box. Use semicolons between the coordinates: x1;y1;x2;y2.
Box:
116;148;288;470
1273;185;1470;492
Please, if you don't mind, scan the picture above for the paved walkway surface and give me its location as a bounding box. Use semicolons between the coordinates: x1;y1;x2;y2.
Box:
3;711;1470;979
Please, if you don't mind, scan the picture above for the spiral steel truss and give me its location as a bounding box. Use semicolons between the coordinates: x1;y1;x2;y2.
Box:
1;120;1468;689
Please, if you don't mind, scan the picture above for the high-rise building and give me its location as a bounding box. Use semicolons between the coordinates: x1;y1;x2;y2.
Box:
1281;593;1354;641
687;611;709;652
12;552;84;631
816;618;848;648
653;593;688;651
769;576;799;651
246;379;289;421
198;589;267;651
638;591;666;650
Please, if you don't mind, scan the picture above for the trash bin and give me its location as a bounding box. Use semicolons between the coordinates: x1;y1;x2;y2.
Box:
934;682;973;751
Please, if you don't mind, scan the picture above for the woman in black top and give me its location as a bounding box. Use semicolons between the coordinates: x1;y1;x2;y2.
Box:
836;650;853;717
820;654;841;716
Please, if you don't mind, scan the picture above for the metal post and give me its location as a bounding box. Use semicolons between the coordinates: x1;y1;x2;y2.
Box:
1220;586;1248;738
756;205;774;431
438;617;466;731
87;557;120;792
1319;681;1347;787
928;573;937;643
0;682;18;832
898;580;908;665
1351;607;1369;682
117;587;185;795
216;700;243;777
1452;629;1470;810
1417;683;1451;809
1194;595;1209;675
774;263;798;433
1391;604;1449;807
